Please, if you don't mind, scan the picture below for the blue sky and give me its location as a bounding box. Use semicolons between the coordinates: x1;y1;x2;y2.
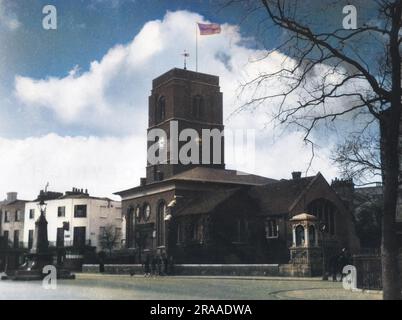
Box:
0;0;381;199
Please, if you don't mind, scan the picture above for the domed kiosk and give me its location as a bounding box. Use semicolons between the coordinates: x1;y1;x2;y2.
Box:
286;213;323;276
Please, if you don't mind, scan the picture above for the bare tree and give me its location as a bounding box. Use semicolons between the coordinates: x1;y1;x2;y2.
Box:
224;0;401;299
99;224;121;255
333;133;382;183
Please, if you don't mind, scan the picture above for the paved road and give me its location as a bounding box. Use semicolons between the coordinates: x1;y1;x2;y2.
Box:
0;273;381;300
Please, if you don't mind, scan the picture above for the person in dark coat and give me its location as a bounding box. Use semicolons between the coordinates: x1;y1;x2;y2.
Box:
151;255;157;277
143;254;151;277
157;255;162;276
329;254;339;282
338;248;351;280
168;256;175;275
98;251;106;273
163;254;169;276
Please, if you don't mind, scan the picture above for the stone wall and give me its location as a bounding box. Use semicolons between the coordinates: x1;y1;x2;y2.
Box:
82;264;280;276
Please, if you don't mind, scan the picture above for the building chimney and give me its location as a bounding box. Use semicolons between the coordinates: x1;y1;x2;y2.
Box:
6;192;17;202
140;178;147;186
291;171;302;180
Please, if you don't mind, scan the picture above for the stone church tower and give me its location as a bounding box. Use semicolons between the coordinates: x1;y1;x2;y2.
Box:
146;68;225;184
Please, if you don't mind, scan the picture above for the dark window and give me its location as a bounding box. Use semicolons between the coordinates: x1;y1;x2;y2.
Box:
157;202;166;247
28;230;34;250
157;96;166;122
3;231;9;245
192;95;204;119
189;220;204;243
265;219;278;238
13;230;19;248
29;209;35;219
73;227;86;247
295;225;305;246
176;222;183;244
57;228;64;247
74;205;87;218
4;211;9;223
57;206;66;217
15;210;21;222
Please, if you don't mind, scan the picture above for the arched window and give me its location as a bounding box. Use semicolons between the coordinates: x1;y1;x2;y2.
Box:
308;225;316;245
157;201;166;246
135;206;141;221
157;96;166;122
192;95;204;119
143;203;151;221
307;199;336;235
295;225;305;246
126;206;135;248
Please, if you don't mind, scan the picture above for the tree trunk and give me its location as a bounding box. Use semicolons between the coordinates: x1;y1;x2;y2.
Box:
380;0;402;301
380;110;401;299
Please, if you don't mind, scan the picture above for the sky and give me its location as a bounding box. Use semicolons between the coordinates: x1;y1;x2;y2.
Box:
0;0;381;200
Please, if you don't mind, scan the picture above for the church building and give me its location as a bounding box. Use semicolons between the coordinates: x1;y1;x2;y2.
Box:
115;68;359;270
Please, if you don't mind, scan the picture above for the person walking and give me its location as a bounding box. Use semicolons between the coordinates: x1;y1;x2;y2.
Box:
157;255;162;276
151;255;157;277
163;254;169;276
143;254;151;277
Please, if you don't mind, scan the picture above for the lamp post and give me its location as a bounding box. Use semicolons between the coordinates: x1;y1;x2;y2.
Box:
319;222;328;280
152;230;156;255
35;199;49;254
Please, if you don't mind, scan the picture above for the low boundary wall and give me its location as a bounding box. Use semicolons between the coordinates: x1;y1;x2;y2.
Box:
82;264;280;276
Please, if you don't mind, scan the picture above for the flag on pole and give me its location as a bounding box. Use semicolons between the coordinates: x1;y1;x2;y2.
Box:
197;22;221;35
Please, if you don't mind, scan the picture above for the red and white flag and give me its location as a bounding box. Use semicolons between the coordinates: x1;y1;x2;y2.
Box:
197;23;221;35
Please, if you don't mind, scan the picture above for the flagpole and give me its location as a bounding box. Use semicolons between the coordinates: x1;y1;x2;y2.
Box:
195;22;198;72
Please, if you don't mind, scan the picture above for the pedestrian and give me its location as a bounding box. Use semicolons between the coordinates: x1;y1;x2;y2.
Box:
168;255;175;275
157;255;162;276
98;251;106;273
163;254;169;275
339;248;351;281
143;254;151;277
329;254;338;282
151;255;157;277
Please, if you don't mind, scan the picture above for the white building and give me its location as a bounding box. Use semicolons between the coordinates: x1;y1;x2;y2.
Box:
23;188;124;252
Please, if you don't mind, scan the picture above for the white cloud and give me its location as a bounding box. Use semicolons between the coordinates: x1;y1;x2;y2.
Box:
0;0;21;30
0;134;146;201
5;10;360;199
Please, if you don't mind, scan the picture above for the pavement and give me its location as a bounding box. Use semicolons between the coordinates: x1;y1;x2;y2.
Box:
0;273;382;300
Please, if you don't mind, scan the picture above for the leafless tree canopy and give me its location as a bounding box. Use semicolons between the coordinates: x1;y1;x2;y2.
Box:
333;133;382;183
223;0;401;299
99;224;121;254
224;1;399;168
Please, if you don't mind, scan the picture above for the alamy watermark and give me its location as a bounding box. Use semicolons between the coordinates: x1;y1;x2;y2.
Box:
147;120;256;173
42;265;57;290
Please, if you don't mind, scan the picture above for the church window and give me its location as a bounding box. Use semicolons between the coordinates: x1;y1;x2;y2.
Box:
307;199;336;235
135;206;141;221
157;96;166;122
143;203;151;221
157;201;166;246
176;222;183;244
192;95;204;119
265;219;278;238
295;225;305;246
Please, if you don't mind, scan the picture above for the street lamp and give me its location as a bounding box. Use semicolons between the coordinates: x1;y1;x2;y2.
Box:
319;222;328;280
38;199;47;215
34;197;49;255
